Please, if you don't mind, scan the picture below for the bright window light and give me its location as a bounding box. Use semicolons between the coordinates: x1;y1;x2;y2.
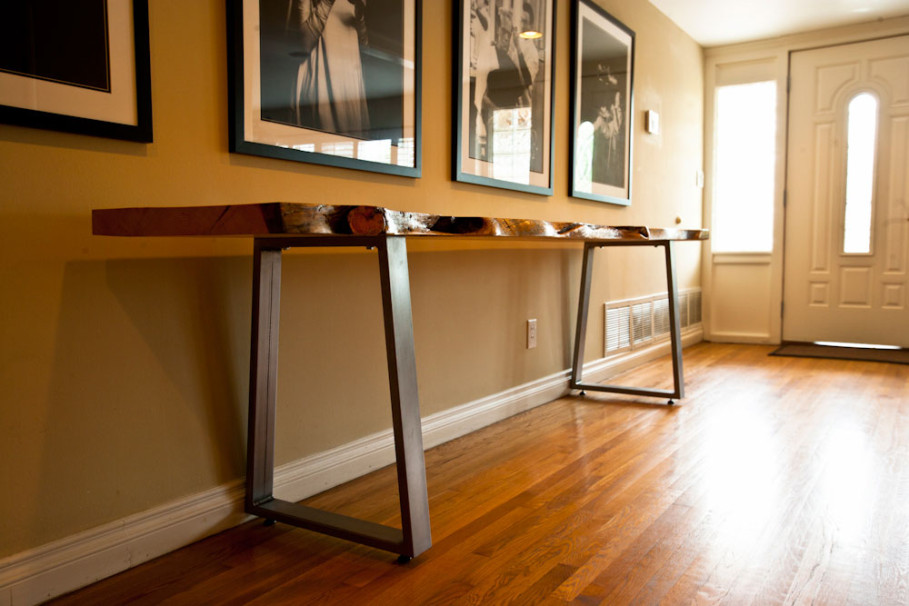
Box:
814;341;899;350
492;107;532;184
321;142;355;158
574;121;594;193
713;81;777;252
396;137;415;167
843;93;878;254
358;139;392;164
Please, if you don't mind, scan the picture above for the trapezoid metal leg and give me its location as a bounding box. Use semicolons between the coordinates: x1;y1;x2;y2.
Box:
664;241;685;400
247;242;282;510
570;242;596;390
244;236;432;559
377;236;432;558
570;240;686;403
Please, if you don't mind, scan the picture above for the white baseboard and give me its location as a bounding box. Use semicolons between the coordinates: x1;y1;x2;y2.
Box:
0;484;249;606
586;327;704;380
272;361;575;503
0;327;701;605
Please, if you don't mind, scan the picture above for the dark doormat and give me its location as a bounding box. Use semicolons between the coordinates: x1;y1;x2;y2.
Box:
770;343;909;365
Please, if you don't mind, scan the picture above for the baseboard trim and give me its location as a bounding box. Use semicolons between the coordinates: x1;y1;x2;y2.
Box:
0;483;249;606
273;363;575;503
0;327;701;605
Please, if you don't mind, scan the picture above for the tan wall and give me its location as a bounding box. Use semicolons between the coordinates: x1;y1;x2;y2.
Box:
0;0;703;557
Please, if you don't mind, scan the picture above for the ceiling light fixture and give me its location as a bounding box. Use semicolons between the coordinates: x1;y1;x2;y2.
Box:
519;30;543;39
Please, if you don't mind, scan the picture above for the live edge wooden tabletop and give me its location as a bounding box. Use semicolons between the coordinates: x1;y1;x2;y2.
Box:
92;203;709;242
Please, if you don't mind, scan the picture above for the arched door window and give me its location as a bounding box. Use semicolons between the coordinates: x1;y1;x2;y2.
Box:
843;92;878;254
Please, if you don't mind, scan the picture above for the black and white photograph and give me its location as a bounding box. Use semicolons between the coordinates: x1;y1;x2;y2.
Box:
229;0;421;177
0;0;152;142
454;0;555;195
570;0;633;205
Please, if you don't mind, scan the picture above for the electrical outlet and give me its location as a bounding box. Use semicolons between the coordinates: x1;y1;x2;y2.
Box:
527;319;537;349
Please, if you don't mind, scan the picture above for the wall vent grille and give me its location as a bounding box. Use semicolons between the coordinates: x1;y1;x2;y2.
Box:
604;288;702;356
605;305;631;352
690;290;702;324
653;298;670;336
631;301;654;345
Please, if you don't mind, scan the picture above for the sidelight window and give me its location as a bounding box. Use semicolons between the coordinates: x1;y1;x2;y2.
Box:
712;81;777;252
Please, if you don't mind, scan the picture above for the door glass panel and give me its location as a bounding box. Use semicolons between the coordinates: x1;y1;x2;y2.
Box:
843;93;878;254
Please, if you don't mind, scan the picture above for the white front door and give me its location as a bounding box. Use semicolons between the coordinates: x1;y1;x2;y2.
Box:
783;35;909;347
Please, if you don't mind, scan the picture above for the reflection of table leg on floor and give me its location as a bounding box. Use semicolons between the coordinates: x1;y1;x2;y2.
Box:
245;235;432;560
570;240;685;405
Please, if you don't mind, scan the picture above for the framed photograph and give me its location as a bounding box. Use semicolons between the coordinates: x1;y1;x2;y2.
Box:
0;0;152;142
228;0;421;178
569;0;634;205
453;0;556;195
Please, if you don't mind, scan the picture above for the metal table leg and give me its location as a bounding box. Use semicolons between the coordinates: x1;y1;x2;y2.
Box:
570;240;685;404
245;236;431;558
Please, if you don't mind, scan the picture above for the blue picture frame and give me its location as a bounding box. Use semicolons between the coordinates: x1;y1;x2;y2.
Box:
453;0;556;196
228;0;422;178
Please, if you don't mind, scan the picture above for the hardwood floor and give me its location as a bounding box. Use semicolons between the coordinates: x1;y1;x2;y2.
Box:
49;343;909;605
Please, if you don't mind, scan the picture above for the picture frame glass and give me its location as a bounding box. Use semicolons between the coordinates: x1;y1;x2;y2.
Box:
238;0;419;175
455;0;555;194
571;0;634;204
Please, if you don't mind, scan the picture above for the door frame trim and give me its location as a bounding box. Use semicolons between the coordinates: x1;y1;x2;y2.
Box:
702;16;909;345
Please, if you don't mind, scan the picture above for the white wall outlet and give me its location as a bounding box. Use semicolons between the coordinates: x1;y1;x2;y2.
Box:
527;319;537;349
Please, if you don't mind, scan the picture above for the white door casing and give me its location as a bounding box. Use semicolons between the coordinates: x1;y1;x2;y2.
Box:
783;35;909;347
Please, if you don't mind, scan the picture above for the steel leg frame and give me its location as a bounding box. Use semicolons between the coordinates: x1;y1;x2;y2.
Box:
570;240;685;404
245;236;431;558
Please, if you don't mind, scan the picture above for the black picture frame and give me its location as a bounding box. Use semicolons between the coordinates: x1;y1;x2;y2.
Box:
0;0;152;143
228;0;422;178
569;0;634;205
453;0;556;196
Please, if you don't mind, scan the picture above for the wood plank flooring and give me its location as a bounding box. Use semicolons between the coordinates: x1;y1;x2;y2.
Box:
49;343;909;604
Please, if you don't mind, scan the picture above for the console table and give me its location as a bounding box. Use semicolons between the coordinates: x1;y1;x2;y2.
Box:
93;202;707;561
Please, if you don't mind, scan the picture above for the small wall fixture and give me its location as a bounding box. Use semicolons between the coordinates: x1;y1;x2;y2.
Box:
645;110;660;134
